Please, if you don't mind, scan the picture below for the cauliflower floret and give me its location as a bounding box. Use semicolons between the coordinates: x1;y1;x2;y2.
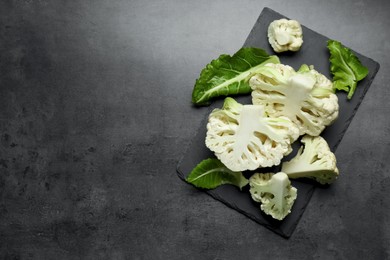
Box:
205;97;299;172
268;18;303;53
281;135;339;185
249;172;297;220
250;63;339;136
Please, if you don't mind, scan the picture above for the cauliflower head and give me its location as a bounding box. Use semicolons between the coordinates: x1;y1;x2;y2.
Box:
250;63;339;136
268;19;303;53
281;135;339;185
249;172;297;221
205;97;299;172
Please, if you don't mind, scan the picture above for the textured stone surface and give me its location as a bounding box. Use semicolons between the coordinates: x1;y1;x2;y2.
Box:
0;0;389;259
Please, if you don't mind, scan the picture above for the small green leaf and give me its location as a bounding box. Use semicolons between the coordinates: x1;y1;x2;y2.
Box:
191;47;280;106
186;158;249;190
327;40;369;99
297;64;310;73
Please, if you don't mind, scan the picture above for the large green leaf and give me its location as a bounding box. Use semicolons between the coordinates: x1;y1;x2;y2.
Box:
327;40;369;99
191;47;280;106
186;158;249;190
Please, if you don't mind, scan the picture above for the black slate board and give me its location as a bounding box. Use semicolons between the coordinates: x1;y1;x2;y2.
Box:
177;7;380;238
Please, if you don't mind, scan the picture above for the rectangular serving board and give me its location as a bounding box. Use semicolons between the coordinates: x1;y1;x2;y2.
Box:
177;7;380;238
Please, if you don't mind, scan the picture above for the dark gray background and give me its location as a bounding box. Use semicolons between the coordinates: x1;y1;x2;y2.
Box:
0;0;389;259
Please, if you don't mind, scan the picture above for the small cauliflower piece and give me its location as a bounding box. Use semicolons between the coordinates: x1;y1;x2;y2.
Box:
250;63;339;136
281;135;339;185
268;19;303;53
249;172;297;221
206;97;299;172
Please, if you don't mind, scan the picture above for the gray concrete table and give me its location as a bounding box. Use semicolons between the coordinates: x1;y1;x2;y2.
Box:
0;0;389;259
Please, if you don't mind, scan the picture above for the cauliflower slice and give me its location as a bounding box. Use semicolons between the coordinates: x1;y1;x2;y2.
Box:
206;97;299;172
281;135;339;185
268;19;303;53
249;172;297;221
250;63;339;136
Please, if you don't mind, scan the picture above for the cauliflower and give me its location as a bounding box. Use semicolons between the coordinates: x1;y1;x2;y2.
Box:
249;172;297;220
205;97;299;172
250;63;339;136
281;135;339;185
267;19;303;53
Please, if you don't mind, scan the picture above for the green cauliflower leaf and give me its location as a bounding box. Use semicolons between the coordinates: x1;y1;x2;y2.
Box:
186;158;249;190
192;47;279;105
327;40;369;99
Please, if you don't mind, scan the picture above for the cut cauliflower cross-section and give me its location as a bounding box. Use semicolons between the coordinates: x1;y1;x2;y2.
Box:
205;97;299;172
282;135;339;185
249;172;297;221
250;63;339;136
268;19;303;53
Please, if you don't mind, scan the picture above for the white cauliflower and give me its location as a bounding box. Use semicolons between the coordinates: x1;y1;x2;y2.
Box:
281;135;339;185
205;97;299;172
250;63;339;136
249;172;297;221
268;19;303;53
